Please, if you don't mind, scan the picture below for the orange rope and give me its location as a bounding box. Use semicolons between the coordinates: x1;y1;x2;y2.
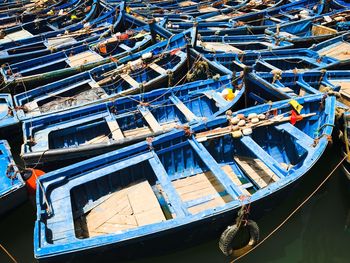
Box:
231;155;347;263
0;243;17;263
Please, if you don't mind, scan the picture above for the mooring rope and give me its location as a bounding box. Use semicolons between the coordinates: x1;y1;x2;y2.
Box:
0;243;17;263
231;154;348;263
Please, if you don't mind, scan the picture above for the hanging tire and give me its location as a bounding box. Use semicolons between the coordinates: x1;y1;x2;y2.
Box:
219;220;260;256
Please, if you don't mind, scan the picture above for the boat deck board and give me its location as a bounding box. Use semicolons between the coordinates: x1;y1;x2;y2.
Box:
171;164;249;214
85;180;165;237
67;50;103;67
319;42;350;60
107;119;124;141
0;29;33;44
234;156;279;188
47;36;77;49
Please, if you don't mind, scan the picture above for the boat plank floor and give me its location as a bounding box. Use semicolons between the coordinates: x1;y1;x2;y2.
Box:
319;42;350;60
84;181;165;237
67;50;104;67
234;156;279;188
171;164;251;214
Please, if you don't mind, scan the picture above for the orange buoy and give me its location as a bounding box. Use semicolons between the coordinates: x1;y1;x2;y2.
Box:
23;169;45;195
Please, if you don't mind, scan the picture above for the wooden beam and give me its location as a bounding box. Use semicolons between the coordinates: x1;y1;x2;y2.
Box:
239;136;286;178
138;106;163;133
169;95;198;122
148;155;189;217
188;139;243;198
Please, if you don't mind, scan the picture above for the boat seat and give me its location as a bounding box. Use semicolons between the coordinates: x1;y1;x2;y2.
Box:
137;106;163;133
120;73;140;89
30;113;110;152
234;156;280;188
105;116;124;141
274;122;315;146
179;1;196;7
83;181;166;237
169;95;199;122
199;41;244;53
318;41;350;60
148;63;167;75
0;29;33;44
46;36;77;49
67;50;103;67
239;136;286;179
118;43;131;51
199;6;217;13
311;25;337;36
203;90;230;108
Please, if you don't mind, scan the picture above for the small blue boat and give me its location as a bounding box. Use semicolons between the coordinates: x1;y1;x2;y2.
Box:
34;94;336;261
0;140;26;216
21;72;245;168
13;31;189;119
0;93;18;131
195;34;293;54
205;48;338;72
265;10;350;47
0;2;124;64
0;0;114;52
246;70;348;102
311;32;350;66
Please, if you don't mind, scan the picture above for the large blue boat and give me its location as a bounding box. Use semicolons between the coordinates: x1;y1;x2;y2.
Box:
34;94;335;261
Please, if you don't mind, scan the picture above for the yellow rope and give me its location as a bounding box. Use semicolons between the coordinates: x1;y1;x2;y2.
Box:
231;154;347;263
0;243;17;263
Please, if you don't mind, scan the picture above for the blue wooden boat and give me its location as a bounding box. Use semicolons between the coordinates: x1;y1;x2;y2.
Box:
1;19;175;90
205;48;338;72
13;31;189;118
20;72;246;168
245;69;350;109
34;94;336;262
0;93;18;130
311;32;350;67
195;34;293;54
265;10;350;47
0;0;109;52
0;24;153;88
196;0;326;23
0;2;123;64
331;0;350;8
0;0;72;30
0;140;26;216
130;0;249;20
0;0;100;41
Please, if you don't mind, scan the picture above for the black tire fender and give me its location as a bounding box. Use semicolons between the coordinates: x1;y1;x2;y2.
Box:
219;220;260;256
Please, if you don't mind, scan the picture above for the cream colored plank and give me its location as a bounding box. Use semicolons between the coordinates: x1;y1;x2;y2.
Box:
234;156;279;188
67;50;103;67
148;63;167;74
123;126;152;138
107;120;124;141
134;207;166;226
199;41;243;53
319;42;350;60
120;73;140;88
47;36;77;49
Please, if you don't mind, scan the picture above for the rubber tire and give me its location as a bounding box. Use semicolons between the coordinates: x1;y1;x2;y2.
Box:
219;220;260;256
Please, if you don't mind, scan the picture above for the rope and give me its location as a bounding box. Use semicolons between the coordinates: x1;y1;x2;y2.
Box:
0;243;17;263
231;154;348;263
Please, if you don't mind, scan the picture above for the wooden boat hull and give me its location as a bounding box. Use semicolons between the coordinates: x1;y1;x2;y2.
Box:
0;140;26;217
34;94;335;261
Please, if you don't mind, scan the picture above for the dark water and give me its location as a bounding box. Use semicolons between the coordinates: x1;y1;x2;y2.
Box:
1;142;350;263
